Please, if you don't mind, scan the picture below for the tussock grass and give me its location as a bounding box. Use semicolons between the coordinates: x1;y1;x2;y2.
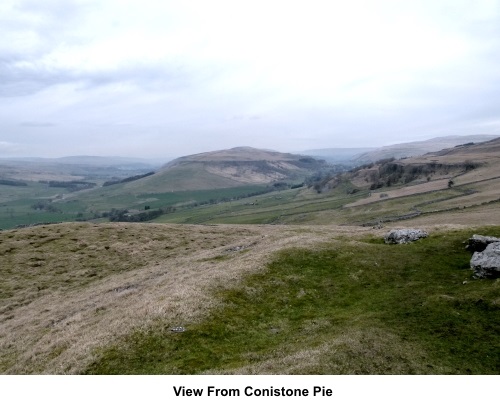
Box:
1;222;358;374
86;226;500;374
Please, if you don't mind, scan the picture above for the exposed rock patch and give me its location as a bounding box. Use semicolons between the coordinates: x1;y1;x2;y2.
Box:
384;229;429;244
470;242;500;279
465;234;500;252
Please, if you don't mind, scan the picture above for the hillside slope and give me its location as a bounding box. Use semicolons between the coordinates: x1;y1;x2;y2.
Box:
321;137;500;193
194;137;499;228
122;146;327;192
319;137;500;224
354;135;499;162
158;147;326;189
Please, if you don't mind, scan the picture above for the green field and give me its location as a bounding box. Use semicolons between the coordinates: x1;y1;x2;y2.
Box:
0;182;82;229
154;187;361;225
0;183;270;229
3;171;499;230
85;226;500;374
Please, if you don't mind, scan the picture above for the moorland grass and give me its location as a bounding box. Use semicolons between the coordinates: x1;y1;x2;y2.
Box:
85;226;500;374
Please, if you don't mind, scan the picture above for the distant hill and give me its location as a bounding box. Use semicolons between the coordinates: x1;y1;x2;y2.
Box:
0;155;161;169
120;146;328;192
354;135;499;162
308;136;500;209
432;136;500;157
0;155;160;183
299;147;377;163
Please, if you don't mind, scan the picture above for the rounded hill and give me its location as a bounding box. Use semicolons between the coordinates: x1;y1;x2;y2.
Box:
130;146;328;192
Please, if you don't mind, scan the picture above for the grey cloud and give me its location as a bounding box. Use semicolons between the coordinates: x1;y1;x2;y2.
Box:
1;1;195;96
81;64;195;92
0;1;499;158
0;56;194;97
0;58;71;96
0;1;86;56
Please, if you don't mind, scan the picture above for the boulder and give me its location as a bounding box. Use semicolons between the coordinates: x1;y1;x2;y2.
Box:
384;229;429;244
466;234;500;252
470;242;500;279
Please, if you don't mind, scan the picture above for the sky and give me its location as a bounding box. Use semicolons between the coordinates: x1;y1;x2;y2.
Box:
1;0;500;159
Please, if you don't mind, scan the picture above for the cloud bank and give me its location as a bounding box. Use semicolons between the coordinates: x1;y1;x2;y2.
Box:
1;0;499;158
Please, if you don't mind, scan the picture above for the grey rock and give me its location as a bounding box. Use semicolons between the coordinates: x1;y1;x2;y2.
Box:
384;229;429;244
466;234;500;252
470;242;500;279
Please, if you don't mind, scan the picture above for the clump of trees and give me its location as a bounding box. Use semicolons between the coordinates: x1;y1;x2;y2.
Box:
464;160;480;171
304;166;349;193
304;157;481;194
39;180;96;192
31;201;61;213
0;179;27;186
102;171;155;187
368;159;481;190
102;206;176;222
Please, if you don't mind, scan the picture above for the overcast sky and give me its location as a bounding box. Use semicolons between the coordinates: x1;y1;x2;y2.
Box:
1;0;499;159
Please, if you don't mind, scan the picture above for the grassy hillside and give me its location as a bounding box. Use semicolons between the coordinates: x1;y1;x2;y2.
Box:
153;146;328;191
147;138;500;228
354;135;499;162
1;222;499;374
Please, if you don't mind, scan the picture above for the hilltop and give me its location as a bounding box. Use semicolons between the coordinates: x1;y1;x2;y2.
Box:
148;146;328;191
299;147;377;163
85;146;328;196
354;135;499;162
165;146;297;164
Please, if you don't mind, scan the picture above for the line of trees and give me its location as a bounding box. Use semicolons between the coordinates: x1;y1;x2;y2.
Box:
0;179;27;186
102;171;155;187
103;206;176;222
303;158;481;193
39;180;96;192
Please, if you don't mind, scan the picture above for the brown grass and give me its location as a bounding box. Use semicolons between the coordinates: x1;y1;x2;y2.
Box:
345;179;451;207
206;327;442;375
393;205;500;227
0;222;374;374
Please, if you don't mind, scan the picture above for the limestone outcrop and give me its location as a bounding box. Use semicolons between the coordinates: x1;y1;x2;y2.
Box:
470;242;500;279
384;229;429;244
465;234;500;252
